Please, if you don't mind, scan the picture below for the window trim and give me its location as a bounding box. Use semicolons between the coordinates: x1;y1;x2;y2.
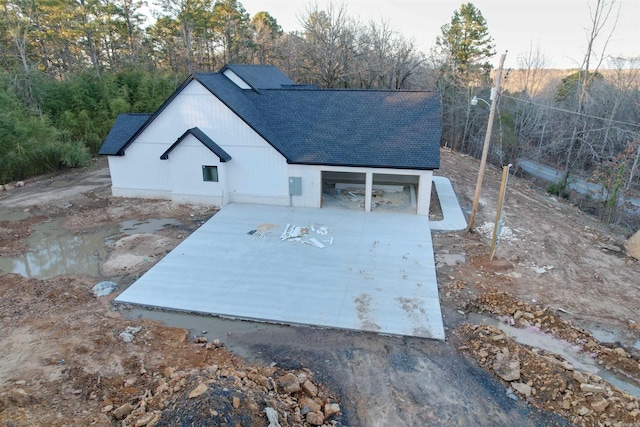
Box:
202;165;219;182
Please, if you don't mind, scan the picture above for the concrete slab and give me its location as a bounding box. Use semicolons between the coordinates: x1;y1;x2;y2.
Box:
116;204;445;340
430;176;467;231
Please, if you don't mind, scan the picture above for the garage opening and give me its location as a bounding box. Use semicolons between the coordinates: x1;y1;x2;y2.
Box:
321;171;366;211
371;173;419;214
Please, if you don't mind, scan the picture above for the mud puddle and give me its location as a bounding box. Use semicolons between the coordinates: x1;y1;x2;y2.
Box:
0;219;115;279
124;307;282;359
0;208;32;222
0;218;186;279
468;313;640;397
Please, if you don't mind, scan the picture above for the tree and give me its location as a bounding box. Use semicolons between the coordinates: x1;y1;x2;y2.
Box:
298;2;357;87
250;11;281;64
211;0;251;64
433;2;495;152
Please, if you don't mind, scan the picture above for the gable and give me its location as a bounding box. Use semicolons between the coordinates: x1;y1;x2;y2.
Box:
160;127;231;162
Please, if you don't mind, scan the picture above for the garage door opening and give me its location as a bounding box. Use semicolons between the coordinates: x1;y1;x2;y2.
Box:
371;173;419;214
321;171;366;211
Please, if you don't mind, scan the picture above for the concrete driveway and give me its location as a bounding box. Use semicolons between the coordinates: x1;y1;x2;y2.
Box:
116;203;445;340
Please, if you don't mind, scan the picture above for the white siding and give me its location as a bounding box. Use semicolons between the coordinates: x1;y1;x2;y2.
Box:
111;80;289;206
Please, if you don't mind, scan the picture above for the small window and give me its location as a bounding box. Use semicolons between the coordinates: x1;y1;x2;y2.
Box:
202;165;218;182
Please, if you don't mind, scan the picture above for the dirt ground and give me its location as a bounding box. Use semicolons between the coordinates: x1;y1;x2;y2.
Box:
0;152;638;426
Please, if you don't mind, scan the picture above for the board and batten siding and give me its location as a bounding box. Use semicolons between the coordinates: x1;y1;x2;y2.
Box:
287;164;433;215
109;80;289;206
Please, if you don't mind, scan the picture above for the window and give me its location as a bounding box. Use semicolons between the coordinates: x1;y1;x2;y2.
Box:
202;165;218;182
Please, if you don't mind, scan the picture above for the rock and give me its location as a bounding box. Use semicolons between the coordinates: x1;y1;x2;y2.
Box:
16;181;25;187
119;332;135;343
591;399;609;413
513;310;523;320
4;183;15;191
580;383;606;394
324;403;341;418
511;382;533;397
188;383;208;399
276;373;300;394
299;397;321;414
562;399;571;410
577;406;590;416
572;371;587;383
101;405;113;413
113;403;134;419
232;396;240;409
135;412;156;426
493;351;520;382
305;411;325;426
0;184;4;191
477;349;489;358
193;336;207;343
599;243;621;252
301;380;318;397
625;230;640;260
612;347;627;357
265;407;281;427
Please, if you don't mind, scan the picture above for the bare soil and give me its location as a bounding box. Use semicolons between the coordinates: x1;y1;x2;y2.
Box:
0;152;638;426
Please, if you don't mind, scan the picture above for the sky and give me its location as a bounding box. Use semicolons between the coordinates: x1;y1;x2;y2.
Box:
238;0;639;69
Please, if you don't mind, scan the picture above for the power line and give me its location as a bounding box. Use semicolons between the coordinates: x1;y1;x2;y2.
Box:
500;94;640;129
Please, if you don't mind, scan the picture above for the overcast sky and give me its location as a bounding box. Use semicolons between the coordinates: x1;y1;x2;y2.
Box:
238;0;639;69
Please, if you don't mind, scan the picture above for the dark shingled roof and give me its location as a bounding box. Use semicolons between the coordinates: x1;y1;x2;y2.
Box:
99;65;441;170
98;113;151;155
221;64;294;89
160;127;231;162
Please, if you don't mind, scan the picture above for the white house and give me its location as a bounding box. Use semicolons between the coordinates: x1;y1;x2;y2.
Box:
99;64;441;215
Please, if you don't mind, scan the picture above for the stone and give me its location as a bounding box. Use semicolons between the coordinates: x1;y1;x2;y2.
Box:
612;347;627;357
324;403;341;418
580;383;606;394
573;371;587;384
562;399;571;410
577;406;590;416
591;399;609;413
265;407;281;427
113;403;134;419
232;396;240;409
188;383;208;399
135;412;156;426
511;382;533;397
0;184;4;191
101;405;113;413
301;380;318;397
164;367;175;379
299;397;321;414
493;351;520;382
305;411;325;426
625;230;640;260
513;310;523;320
477;349;489;358
4;183;15;191
599;243;622;252
276;373;300;394
193;336;207;343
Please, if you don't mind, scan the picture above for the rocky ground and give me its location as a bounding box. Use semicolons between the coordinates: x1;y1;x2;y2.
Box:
0;152;638;426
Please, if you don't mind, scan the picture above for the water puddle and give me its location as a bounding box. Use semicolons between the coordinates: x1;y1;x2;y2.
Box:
468;313;640;397
120;218;184;234
0;219;115;279
0;208;32;222
0;217;186;280
124;308;268;359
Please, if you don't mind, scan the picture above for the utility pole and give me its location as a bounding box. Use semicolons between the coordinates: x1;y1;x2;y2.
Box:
468;51;507;231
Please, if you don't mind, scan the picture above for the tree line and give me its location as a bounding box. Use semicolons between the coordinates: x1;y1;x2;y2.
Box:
1;0;638;225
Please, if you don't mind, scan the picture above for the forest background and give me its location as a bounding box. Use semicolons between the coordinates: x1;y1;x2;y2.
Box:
1;0;638;226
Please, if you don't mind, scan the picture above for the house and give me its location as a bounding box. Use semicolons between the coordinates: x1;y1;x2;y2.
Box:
99;64;441;215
